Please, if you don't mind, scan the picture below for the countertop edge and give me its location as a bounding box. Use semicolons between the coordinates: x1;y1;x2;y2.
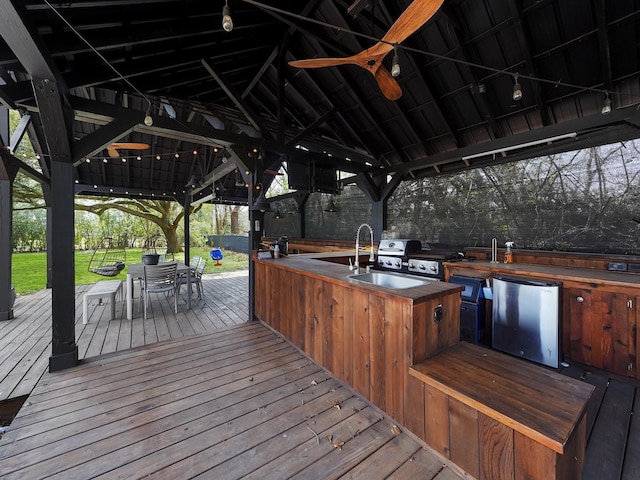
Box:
255;252;463;303
444;260;640;288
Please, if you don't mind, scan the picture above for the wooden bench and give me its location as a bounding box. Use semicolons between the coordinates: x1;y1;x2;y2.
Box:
409;342;595;480
82;280;123;325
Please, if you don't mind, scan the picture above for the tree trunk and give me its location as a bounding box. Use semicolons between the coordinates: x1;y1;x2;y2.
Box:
164;225;181;253
231;210;239;234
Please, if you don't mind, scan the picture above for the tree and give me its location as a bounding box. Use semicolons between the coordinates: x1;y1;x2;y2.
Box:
75;198;202;253
8;110;216;253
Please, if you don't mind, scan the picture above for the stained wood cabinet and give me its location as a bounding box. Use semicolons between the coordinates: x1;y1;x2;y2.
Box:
565;286;638;377
445;262;639;378
254;259;461;439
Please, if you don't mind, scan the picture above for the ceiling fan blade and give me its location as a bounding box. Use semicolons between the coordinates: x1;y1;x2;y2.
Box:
110;143;150;150
374;67;403;101
289;57;359;69
382;0;444;45
107;146;120;158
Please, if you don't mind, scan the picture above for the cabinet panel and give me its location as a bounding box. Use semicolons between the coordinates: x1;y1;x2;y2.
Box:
636;297;639;378
600;291;637;377
565;287;593;366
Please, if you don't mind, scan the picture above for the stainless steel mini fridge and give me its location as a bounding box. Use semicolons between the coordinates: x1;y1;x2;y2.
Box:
492;275;562;368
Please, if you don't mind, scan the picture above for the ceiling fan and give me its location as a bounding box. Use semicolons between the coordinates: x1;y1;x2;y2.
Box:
106;143;150;158
289;0;444;101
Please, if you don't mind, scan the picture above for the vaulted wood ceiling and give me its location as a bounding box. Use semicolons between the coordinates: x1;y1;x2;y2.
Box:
2;0;640;204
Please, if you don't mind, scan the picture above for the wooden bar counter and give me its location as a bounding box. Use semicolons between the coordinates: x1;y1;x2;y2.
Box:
254;252;593;480
254;252;463;436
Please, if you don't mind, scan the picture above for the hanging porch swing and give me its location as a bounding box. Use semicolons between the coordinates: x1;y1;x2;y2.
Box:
88;237;126;277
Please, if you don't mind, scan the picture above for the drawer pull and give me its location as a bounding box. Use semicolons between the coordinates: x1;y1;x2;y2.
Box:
576;296;584;303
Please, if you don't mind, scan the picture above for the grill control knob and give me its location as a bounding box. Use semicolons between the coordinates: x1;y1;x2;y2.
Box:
419;264;426;270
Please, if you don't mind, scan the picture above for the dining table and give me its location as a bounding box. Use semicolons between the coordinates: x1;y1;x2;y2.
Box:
126;262;192;320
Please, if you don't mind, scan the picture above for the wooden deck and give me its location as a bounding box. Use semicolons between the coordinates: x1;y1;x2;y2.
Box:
0;323;463;479
0;270;249;402
0;269;639;479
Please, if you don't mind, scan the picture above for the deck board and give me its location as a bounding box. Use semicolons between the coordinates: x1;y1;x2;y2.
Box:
582;378;635;480
621;389;640;480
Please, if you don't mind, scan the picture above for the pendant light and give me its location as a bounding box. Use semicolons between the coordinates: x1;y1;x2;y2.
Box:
391;45;400;78
601;92;612;115
222;0;233;32
512;74;523;101
143;101;153;126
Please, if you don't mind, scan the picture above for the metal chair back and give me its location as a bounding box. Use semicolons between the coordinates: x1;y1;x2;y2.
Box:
142;262;178;318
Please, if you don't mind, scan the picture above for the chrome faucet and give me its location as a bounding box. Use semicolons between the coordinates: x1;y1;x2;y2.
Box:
351;223;376;273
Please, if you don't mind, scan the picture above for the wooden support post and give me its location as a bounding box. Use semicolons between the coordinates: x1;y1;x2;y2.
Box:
183;194;191;266
32;77;78;371
0;144;16;320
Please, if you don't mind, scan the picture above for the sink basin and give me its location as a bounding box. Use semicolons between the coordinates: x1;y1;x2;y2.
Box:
348;272;430;289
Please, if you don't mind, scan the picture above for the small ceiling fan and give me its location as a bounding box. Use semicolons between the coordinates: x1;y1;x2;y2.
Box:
289;0;444;101
106;143;150;158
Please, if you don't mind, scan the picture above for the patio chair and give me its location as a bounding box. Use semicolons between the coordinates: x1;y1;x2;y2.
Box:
175;255;201;292
179;257;207;301
188;256;202;274
141;262;179;319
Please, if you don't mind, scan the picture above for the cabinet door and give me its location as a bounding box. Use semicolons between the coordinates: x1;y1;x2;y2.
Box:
565;287;593;366
601;291;637;377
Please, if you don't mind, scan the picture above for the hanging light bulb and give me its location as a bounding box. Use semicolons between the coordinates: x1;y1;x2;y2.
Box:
144;102;153;126
222;0;233;32
601;92;612;114
391;45;401;78
512;74;523;101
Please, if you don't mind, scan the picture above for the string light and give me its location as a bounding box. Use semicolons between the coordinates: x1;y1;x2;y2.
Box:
602;92;612;114
222;0;233;32
512;74;522;101
144;107;153;127
391;45;400;78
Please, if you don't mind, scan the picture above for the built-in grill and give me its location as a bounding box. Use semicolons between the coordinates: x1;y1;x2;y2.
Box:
376;239;464;280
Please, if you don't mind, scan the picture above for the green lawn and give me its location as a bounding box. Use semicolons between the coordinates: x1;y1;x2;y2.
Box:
11;247;249;295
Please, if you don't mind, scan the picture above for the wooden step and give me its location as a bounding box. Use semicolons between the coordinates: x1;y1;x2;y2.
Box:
410;342;595;480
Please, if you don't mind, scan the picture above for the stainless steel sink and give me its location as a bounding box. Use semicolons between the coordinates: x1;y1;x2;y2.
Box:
348;272;430;289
